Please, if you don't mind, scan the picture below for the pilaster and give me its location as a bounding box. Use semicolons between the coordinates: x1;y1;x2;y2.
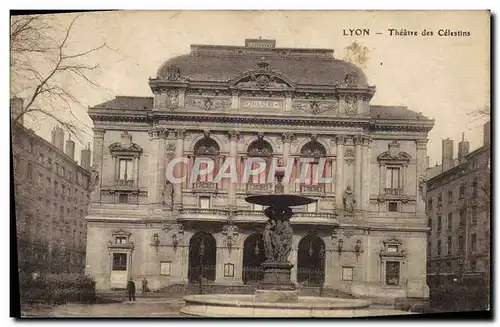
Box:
282;132;294;194
173;129;185;211
228;129;239;209
335;135;346;209
353;135;363;210
91;128;105;204
416;139;428;214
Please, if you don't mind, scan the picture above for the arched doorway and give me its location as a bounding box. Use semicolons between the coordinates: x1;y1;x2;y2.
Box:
297;234;325;286
188;232;216;283
242;233;266;284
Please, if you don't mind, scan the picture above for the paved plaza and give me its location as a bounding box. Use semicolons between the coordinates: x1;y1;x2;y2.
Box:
22;298;186;318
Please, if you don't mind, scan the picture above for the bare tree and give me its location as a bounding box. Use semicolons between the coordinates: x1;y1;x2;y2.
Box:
10;14;108;142
343;41;369;68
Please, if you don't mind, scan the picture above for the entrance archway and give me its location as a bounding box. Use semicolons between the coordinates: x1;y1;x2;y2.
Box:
242;233;266;284
297;234;325;286
188;232;216;282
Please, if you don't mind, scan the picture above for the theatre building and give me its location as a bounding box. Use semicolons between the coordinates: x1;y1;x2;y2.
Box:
85;39;434;302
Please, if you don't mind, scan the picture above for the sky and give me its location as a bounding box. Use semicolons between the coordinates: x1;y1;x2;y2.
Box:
13;10;490;166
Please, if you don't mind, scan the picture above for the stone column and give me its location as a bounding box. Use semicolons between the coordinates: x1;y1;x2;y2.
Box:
416;139;428;214
361;136;371;210
148;129;160;205
379;164;385;195
173;129;185;211
353;135;363;210
228;130;239;209
157;130;167;204
91;128;105;203
335;135;346;209
282;132;294;194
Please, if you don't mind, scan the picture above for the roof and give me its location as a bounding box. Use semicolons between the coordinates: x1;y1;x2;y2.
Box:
93;96;153;110
156;41;368;86
370;105;428;120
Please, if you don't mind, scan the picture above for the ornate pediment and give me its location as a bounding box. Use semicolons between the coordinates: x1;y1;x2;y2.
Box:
109;142;143;156
231;58;294;90
112;229;131;238
377;141;411;164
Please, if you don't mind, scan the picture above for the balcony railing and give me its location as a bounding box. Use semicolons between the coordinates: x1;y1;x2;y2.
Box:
116;179;134;187
300;184;325;194
384;188;404;196
247;183;273;192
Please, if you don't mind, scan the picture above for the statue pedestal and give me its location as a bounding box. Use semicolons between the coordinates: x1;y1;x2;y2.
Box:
255;261;297;303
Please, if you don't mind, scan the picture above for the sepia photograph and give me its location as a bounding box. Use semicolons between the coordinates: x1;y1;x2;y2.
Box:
10;9;491;318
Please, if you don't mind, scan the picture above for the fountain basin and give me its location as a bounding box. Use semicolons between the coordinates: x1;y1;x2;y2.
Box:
180;294;410;317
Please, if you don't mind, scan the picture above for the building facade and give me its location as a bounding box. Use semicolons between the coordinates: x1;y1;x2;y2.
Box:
426;122;491;288
85;39;434;302
13;118;92;274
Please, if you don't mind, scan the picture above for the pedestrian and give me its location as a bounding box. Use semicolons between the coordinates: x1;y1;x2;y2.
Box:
126;278;136;301
142;277;148;295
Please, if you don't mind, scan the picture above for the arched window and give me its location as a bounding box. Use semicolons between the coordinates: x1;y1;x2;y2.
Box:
299;142;328;193
193;137;220;183
247;139;273;185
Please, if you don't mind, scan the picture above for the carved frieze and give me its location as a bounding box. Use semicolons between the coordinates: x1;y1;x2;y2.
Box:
165;65;181;81
239;90;285;98
166;89;179;110
185;96;231;111
292;92;337;101
292;100;338;115
185;88;231;97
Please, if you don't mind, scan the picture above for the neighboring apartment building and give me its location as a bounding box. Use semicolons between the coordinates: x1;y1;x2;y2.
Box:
85;39;434;304
12;108;92;274
426;122;491;288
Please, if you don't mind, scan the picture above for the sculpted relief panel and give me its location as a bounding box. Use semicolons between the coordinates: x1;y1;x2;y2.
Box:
292;100;338;115
185;96;231;111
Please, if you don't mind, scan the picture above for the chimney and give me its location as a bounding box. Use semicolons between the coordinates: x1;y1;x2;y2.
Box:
458;133;470;162
10;97;24;125
484;121;490;146
441;138;454;172
65;135;75;160
80;142;91;171
51;126;65;151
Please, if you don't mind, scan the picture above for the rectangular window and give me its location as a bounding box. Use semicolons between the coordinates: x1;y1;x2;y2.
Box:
119;159;133;180
39;152;44;163
250;159;268;184
386;167;400;189
427;199;433;210
427;242;431;256
470;259;477;271
458;235;465;254
471;234;476;252
27;163;33;181
38;173;43;186
459;185;465;198
437;216;442;233
471;207;478;225
437;240;442;256
307;201;318;213
427;218;432;228
448;190;453;203
197;158;214;182
447;236;452;255
388;202;398;212
472;179;478;198
385;261;400;286
48;157;52;170
437;194;442;207
447;213;453;231
118;193;128;204
199;196;210;209
61;166;65;177
112;253;127;271
459;209;466;227
342;266;353;281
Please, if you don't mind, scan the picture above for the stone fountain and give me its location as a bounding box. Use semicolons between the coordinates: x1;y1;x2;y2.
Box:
179;168;409;317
